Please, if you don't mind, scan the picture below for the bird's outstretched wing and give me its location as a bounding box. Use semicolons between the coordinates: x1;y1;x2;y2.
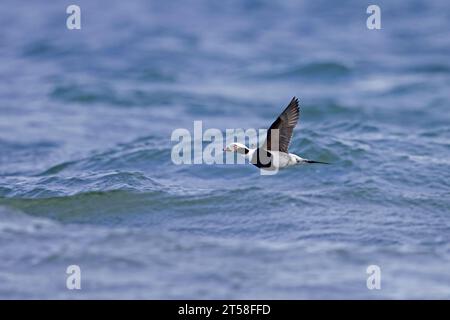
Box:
263;97;300;153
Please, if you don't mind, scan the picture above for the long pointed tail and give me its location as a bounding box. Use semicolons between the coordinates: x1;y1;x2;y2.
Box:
304;159;330;164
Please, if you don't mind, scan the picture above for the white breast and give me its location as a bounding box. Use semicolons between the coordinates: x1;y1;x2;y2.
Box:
246;149;302;170
268;151;293;168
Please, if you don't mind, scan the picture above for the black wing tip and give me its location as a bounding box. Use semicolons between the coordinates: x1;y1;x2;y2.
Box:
290;96;300;110
290;96;300;114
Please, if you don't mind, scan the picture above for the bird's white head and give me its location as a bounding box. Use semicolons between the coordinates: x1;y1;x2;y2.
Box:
223;143;249;155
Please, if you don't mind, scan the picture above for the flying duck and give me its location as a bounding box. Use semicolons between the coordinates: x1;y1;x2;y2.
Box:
223;97;329;170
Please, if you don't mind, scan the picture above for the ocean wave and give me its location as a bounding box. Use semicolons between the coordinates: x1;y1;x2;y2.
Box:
249;61;353;81
409;63;450;74
35;136;171;176
0;184;265;225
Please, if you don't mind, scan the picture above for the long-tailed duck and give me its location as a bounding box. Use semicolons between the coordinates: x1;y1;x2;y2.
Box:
223;97;329;170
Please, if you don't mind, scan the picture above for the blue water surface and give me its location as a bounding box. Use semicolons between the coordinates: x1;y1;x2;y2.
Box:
0;0;450;299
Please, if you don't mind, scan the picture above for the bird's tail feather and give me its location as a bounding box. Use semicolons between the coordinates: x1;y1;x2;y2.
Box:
304;159;330;164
